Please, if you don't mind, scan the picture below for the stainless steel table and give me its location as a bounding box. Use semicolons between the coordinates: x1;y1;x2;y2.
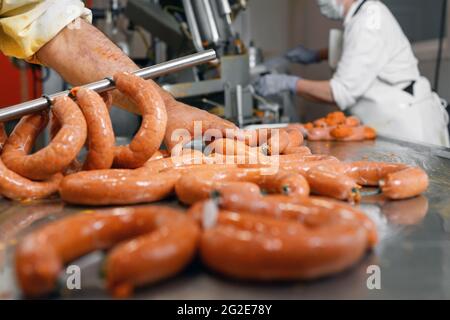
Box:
1;136;450;299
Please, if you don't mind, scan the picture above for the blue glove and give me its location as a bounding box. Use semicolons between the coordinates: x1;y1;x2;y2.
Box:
254;74;300;96
285;45;320;65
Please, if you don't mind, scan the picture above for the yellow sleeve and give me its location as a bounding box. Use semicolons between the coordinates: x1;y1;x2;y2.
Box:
0;0;92;62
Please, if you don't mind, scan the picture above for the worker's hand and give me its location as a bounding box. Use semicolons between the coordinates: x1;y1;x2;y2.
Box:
285;45;320;65
254;74;300;96
164;100;238;151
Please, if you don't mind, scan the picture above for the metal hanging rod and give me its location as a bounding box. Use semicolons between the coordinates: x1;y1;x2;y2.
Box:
0;49;217;122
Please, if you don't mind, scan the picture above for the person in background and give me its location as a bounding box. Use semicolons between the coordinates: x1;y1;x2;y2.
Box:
255;0;450;147
0;0;236;149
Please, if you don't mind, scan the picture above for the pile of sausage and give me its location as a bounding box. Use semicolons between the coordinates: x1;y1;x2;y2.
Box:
289;111;377;141
6;72;429;298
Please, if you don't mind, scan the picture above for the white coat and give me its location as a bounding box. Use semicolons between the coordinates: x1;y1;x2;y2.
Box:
330;0;450;147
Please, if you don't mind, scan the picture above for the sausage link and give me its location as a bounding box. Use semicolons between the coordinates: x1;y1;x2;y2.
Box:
2;97;87;180
345;161;409;186
307;127;334;141
286;123;308;137
305;165;361;202
15;206;199;298
73;87;115;170
325;111;346;126
188;199;372;281
59;169;180;206
60;153;211;205
0;158;62;201
364;126;377;140
113;72;167;168
175;167;310;205
380;167;429;200
332;126;366;141
344;161;428;199
282;146;311;156
345;116;360;127
282;129;304;154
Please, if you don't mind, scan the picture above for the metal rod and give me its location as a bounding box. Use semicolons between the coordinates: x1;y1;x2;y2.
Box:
0;50;217;122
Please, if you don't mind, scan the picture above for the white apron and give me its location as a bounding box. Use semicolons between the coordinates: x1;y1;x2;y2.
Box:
350;76;450;147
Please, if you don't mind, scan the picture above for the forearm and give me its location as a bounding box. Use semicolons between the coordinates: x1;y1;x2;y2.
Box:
36;18;176;113
295;79;335;104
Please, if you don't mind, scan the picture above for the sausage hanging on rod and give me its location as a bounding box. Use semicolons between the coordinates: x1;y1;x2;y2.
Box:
112;72;167;169
1;97;87;180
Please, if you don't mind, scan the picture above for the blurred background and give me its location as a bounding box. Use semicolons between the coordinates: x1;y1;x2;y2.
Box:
1;0;448;131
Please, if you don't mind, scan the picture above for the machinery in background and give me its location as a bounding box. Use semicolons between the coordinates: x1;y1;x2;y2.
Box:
125;0;293;127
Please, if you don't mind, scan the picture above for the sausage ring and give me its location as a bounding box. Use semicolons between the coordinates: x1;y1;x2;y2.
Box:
2;97;87;180
112;72;167;169
72;87;115;170
175;167;310;205
15;206;200;298
188;196;375;281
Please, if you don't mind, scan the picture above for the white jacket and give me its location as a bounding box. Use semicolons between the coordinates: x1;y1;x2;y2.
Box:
330;0;449;147
0;0;91;62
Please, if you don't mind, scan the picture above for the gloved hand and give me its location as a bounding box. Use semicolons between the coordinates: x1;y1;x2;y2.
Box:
285;45;320;65
254;74;300;97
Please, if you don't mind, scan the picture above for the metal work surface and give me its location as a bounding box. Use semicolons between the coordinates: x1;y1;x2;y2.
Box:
1;136;450;299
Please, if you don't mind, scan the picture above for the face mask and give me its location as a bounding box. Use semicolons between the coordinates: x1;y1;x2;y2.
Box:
316;0;345;20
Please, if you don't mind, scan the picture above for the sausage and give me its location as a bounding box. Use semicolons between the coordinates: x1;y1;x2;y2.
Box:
330;126;365;141
212;194;378;246
228;128;291;155
113;72;167;168
0;122;7;151
305;164;361;202
286;124;308;138
175;167;310;205
15;206;200;298
266;129;290;155
325;111;346;126
364;126;377;140
59;169;180;206
307;127;334;141
282;129;304;154
143;151;206;172
345;116;360;127
344;161;409;186
343;161;428;200
206;138;267;161
187;198;373;281
0;158;63;201
380;167;429;200
313;118;328;128
282;146;311;155
60;153;210;205
73;87;115;170
2;97;87;180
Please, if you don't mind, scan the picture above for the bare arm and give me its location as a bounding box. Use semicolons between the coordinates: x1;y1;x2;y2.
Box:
295;79;335;104
36;19;237;148
36;18;175;113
